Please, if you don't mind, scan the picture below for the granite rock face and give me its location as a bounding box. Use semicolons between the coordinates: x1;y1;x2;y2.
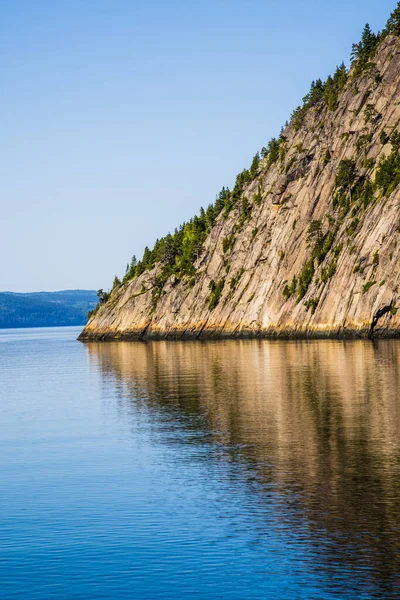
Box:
80;37;400;341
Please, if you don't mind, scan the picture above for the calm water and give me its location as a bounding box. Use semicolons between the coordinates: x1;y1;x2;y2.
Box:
1;328;400;599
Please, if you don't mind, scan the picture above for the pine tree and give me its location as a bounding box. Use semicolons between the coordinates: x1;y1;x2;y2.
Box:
215;187;228;213
250;152;260;177
205;204;216;231
307;220;323;244
303;79;325;108
351;24;378;70
386;2;400;36
112;276;121;290
97;289;110;304
266;138;281;166
323;149;332;166
390;130;400;150
142;246;152;269
135;261;144;277
335;159;357;191
361;23;376;59
323;76;338;111
333;63;347;90
380;130;390;145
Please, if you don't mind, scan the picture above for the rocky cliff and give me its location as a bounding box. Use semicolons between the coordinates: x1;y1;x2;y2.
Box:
80;30;400;341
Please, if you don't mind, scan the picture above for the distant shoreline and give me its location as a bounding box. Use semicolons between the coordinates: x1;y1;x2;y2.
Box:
0;290;97;330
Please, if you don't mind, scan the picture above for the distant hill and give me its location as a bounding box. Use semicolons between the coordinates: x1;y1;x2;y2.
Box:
0;290;97;329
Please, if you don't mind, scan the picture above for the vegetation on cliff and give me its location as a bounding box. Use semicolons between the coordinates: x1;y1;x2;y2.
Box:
84;3;400;337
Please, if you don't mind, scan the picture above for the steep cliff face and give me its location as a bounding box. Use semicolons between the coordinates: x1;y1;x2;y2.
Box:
80;35;400;341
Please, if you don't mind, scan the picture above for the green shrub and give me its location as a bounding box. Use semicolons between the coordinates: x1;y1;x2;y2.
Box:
253;187;263;206
362;280;376;294
364;103;377;124
390;130;400;150
321;260;337;283
323;149;332;166
283;276;297;300
372;250;379;267
208;279;225;310
346;217;360;237
222;233;235;254
363;157;375;170
380;130;389;145
229;269;244;292
304;297;320;315
239;197;252;226
285;156;296;174
87;306;99;320
375;150;400;196
355;132;373;152
297;259;315;301
97;289;110;305
333;243;343;258
335;159;357;191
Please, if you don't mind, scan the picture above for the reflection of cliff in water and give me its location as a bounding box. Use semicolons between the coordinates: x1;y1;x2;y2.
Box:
86;339;400;595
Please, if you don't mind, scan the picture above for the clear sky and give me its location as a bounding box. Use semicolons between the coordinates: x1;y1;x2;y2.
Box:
1;0;396;292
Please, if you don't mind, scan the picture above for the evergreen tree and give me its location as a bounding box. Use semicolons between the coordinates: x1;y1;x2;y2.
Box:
112;276;121;290
135;261;145;277
215;187;229;213
205;204;216;231
323;76;338;111
390;129;400;150
307;220;323;244
361;23;376;58
335;159;357;191
123;255;137;282
97;289;110;304
266;138;281;166
142;246;152;269
106;4;400;309
351;23;379;70
303;79;325;108
386;2;400;36
323;149;332;166
380;130;390;145
250;152;260;177
333;63;347;89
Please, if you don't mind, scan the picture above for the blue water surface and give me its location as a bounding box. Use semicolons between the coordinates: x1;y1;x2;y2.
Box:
1;328;399;599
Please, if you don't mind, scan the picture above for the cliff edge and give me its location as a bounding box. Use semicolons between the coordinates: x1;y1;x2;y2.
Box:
80;27;400;341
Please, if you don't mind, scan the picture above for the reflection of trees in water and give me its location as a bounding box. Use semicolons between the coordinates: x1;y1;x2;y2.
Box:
86;339;400;596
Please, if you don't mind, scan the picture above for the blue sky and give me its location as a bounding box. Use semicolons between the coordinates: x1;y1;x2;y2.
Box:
1;0;396;292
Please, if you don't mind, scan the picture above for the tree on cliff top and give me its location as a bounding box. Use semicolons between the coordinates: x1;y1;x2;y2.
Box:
351;23;379;66
111;3;398;305
386;2;400;36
